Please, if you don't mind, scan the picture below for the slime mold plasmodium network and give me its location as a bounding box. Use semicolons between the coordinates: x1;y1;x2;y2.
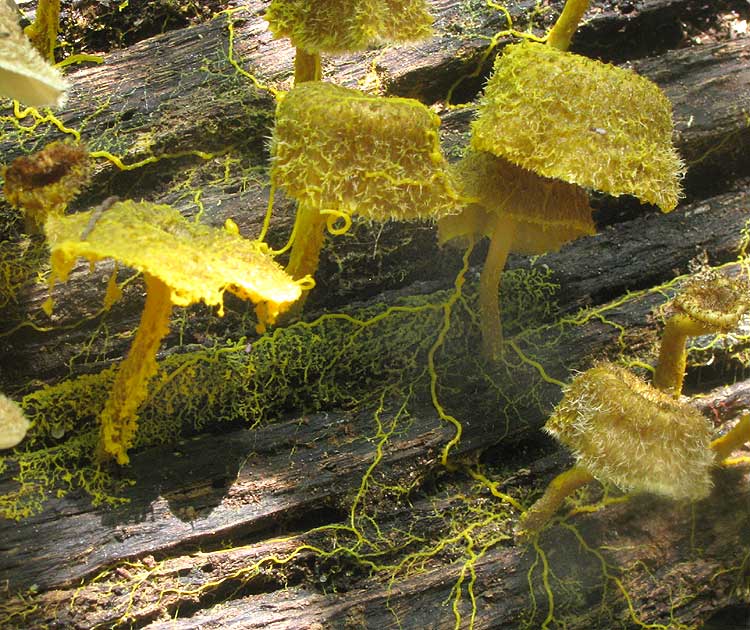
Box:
44;200;303;464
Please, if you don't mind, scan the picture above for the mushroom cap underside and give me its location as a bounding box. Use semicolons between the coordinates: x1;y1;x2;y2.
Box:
438;151;595;254
0;1;67;107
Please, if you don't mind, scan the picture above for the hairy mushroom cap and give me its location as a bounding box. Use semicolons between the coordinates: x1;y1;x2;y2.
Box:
671;269;750;334
44;200;302;325
0;393;30;450
3;141;90;232
271;81;460;223
265;0;433;54
438;150;595;253
0;0;67;107
546;363;714;500
472;42;684;212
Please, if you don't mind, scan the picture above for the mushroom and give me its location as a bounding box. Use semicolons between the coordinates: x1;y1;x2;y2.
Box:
265;0;433;83
271;80;461;287
518;363;714;537
0;0;67;106
3;140;90;233
654;270;749;396
439;150;595;358
0;392;30;450
44;200;303;464
444;33;683;358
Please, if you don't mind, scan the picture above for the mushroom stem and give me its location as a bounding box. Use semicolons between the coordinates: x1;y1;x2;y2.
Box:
294;49;322;84
24;0;61;62
711;414;750;463
546;0;591;51
285;202;328;283
653;313;713;397
518;466;595;538
99;273;173;465
479;216;515;359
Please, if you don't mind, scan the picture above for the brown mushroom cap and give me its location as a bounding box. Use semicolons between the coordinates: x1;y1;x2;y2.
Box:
438;150;595;254
265;0;433;54
0;0;67;107
472;42;684;212
546;363;714;500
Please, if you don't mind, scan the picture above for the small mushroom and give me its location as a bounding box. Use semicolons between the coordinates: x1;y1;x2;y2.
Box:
519;363;714;537
265;0;433;82
23;0;60;62
653;270;749;397
3;141;90;233
271;81;461;288
44;200;303;464
439;150;595;358
0;0;67;106
0;392;30;450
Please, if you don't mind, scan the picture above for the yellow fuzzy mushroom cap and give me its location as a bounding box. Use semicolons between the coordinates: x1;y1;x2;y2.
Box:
546;363;714;500
270;81;460;223
44;200;301;325
0;393;30;450
0;0;67;107
438;150;595;253
671;269;750;333
265;0;433;54
472;42;684;212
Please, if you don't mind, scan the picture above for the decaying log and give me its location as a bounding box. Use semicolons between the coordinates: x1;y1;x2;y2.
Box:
1;0;749;628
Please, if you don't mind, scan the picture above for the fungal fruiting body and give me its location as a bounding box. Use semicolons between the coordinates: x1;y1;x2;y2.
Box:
0;393;30;450
3;141;90;233
271;81;461;286
265;0;433;82
439;150;594;358
448;39;683;359
519;363;714;536
654;271;749;396
0;0;67;106
472;42;684;213
45;200;302;464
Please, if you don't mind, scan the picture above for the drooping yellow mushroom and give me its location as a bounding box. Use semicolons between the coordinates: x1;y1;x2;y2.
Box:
23;0;61;63
0;392;30;450
654;270;749;397
0;0;67;106
3;141;90;233
44;200;303;464
439;150;595;358
265;0;433;82
519;363;714;537
271;81;461;288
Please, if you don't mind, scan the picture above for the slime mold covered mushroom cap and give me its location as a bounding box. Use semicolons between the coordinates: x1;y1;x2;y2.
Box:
0;0;67;107
265;0;433;55
472;41;685;212
45;200;302;464
271;81;461;282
